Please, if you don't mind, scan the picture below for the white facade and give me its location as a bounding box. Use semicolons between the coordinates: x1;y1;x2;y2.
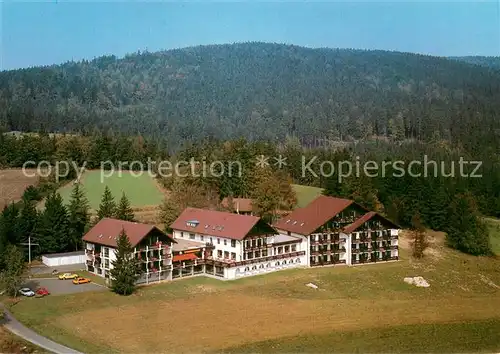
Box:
173;230;243;262
172;229;308;280
42;251;86;267
276;228;400;267
85;241;174;284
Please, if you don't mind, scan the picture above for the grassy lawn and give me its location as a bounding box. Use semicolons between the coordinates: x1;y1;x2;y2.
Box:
57;170;164;210
291;184;324;208
0;326;49;354
486;218;500;256
8;232;500;353
221;319;500;353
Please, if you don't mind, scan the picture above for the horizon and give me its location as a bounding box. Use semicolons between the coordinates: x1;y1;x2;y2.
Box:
3;41;500;72
2;1;500;71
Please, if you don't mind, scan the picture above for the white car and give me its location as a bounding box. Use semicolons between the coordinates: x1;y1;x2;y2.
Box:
19;287;35;297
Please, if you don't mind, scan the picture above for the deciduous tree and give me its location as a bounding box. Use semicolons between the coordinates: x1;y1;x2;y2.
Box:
0;245;26;297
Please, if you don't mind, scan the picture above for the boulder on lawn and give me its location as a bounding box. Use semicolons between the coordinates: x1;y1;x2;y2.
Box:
306;283;319;289
404;276;430;288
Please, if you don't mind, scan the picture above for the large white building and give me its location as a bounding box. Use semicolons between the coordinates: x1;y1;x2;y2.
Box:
82;218;176;284
273;195;400;267
82;195;400;284
170;208;307;279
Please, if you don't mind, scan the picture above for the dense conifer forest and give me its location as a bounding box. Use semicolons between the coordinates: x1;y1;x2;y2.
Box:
0;43;499;261
0;43;499;154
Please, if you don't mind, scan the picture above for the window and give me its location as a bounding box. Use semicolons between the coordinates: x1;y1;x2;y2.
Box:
200;235;204;241
104;248;109;257
104;259;109;269
255;250;261;258
276;262;280;266
224;239;227;246
224;251;229;259
244;267;250;272
266;263;271;268
231;252;236;260
181;232;184;238
217;238;221;244
217;250;223;258
252;266;257;270
285;245;290;253
251;239;256;247
287;231;291;236
245;240;250;248
231;239;236;247
296;258;301;263
210;237;213;244
257;238;262;247
291;244;296;252
189;233;195;240
282;260;287;265
246;252;252;259
262;249;268;257
259;264;264;269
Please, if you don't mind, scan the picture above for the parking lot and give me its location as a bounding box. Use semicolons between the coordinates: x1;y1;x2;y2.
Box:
23;278;106;296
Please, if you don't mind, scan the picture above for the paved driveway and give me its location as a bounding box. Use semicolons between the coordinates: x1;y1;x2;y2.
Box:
29;263;85;275
22;278;106;295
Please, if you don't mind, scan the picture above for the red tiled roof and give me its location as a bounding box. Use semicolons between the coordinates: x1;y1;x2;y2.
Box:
343;212;400;233
221;197;253;212
343;212;376;234
273;195;354;235
170;207;263;240
173;253;198;262
82;218;174;248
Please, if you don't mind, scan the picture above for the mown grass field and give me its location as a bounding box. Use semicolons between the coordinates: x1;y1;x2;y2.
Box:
291;184;324;208
0;326;48;354
9;231;500;353
58;170;164;210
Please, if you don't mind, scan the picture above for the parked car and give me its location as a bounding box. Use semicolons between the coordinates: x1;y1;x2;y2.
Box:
72;277;91;285
35;287;50;297
58;273;78;280
19;288;35;297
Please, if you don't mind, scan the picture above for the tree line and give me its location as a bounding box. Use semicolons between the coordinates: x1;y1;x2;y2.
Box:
0;182;136;272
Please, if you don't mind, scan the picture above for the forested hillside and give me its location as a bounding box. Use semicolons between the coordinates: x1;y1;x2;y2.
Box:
1;42;499;154
452;56;500;70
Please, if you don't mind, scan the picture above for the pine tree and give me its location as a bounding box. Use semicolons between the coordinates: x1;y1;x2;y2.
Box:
18;199;39;256
411;212;428;258
0;203;21;246
0;245;26;297
110;229;141;295
115;193;135;221
68;183;90;251
159;198;180;233
96;186;116;221
38;192;70;253
445;193;491;256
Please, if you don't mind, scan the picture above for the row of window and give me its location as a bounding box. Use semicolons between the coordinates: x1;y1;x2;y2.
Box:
244;237;267;249
214;250;237;260
180;232;237;247
243;244;298;260
352;242;395;249
239;258;302;272
311;245;343;252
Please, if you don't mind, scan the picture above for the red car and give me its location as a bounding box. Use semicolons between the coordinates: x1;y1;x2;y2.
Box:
35;287;50;297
